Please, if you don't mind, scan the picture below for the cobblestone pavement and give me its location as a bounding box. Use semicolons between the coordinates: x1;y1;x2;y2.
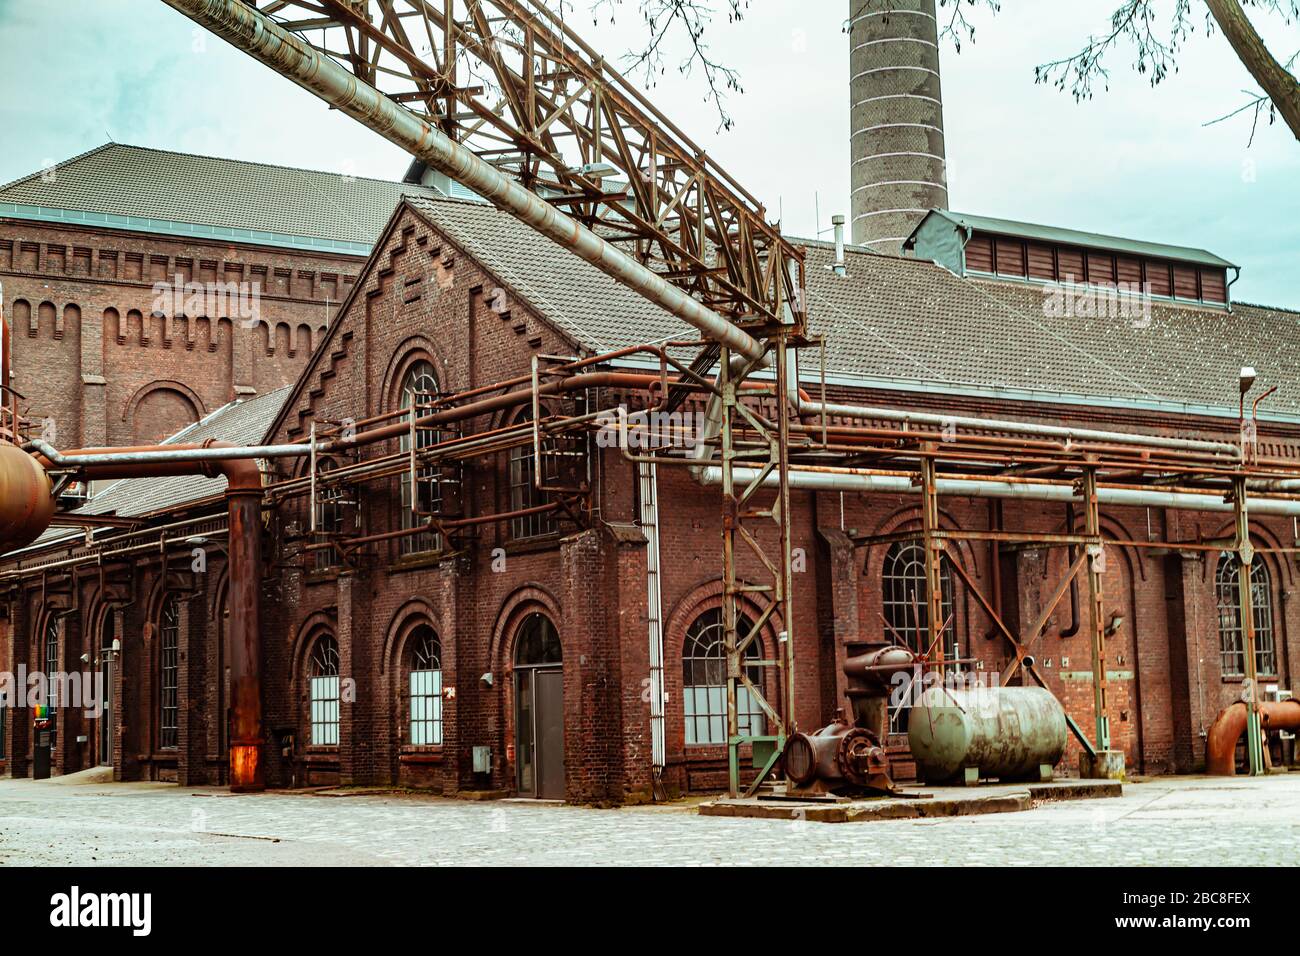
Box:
0;772;1296;866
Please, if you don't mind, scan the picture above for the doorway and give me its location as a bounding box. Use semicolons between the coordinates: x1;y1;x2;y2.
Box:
98;611;115;768
513;613;564;799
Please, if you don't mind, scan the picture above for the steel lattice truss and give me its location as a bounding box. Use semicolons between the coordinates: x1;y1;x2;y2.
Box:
259;0;805;330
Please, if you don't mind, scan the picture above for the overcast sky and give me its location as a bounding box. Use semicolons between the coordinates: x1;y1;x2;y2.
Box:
0;0;1296;307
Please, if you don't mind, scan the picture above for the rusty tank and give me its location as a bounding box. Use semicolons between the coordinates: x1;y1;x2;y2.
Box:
907;684;1067;784
0;443;55;554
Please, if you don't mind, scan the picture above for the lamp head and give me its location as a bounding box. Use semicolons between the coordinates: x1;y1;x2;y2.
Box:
1240;367;1257;395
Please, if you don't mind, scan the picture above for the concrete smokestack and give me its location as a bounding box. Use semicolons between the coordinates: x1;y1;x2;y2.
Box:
849;0;949;252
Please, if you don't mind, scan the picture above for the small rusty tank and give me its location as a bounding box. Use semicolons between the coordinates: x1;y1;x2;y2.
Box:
907;684;1067;784
0;443;55;554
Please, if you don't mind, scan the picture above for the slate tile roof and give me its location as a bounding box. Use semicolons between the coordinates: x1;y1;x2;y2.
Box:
0;143;440;246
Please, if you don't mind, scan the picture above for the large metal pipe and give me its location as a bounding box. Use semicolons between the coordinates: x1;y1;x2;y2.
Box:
1206;699;1300;774
33;441;267;791
696;464;1300;517
160;0;765;362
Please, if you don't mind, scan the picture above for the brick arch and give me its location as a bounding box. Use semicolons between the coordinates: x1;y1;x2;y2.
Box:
12;299;30;336
861;504;980;581
379;597;446;677
121;381;205;445
289;610;339;684
379;336;448;413
1197;518;1294;588
489;584;563;675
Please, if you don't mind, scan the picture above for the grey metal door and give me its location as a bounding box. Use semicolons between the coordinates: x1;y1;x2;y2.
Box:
535;668;565;800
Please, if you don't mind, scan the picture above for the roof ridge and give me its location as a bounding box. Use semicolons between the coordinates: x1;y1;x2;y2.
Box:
1;141;419;193
0;142;116;193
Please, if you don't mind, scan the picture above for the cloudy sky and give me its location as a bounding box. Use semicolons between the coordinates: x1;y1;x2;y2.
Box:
0;0;1296;306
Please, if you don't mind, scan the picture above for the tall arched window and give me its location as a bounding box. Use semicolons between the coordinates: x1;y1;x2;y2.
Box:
1215;553;1277;678
882;541;957;659
406;625;443;745
159;595;181;749
397;360;443;555
508;408;560;540
313;458;353;571
682;609;764;746
44;616;60;720
308;635;340;746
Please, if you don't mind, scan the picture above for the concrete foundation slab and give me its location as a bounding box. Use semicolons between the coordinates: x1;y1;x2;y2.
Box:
698;779;1121;823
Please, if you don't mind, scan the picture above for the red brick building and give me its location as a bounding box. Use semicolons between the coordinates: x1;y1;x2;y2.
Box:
2;139;1297;800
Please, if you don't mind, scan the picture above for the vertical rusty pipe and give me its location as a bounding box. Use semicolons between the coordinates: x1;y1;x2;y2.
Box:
225;482;263;791
33;440;266;791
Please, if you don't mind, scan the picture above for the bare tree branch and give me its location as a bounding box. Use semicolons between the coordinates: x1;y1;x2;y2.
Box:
589;0;750;131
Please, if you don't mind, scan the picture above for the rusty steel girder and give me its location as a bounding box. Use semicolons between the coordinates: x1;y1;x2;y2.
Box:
182;0;804;334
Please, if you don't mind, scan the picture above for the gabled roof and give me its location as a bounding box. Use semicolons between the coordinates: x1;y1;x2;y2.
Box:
16;387;292;556
273;187;1300;433
904;210;1237;270
0;143;444;253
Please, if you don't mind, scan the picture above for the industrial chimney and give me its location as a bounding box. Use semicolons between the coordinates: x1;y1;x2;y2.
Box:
849;0;949;253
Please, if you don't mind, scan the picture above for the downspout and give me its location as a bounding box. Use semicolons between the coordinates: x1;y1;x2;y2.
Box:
638;461;666;791
1060;503;1081;639
32;441;267;792
161;0;766;363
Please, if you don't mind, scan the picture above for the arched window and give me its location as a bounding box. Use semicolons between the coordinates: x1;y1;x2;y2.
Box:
682;609;764;746
308;635;341;746
508;408;558;540
397;360;443;555
407;625;443;745
159;596;181;749
44;616;60;720
882;541;958;659
1215;553;1277;678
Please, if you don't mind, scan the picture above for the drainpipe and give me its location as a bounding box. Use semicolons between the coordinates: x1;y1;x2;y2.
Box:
639;462;666;787
31;440;266;791
162;0;766;363
1060;503;1081;639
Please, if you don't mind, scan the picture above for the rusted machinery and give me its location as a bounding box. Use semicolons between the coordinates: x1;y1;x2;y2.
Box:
908;685;1068;785
1206;698;1300;775
783;645;917;796
0;443;55;552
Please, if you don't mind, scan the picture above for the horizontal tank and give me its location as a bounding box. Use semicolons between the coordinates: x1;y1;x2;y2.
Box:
908;684;1067;784
0;443;55;555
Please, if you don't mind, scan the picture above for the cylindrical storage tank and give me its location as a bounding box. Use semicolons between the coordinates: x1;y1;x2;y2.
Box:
908;685;1067;783
0;443;55;554
848;0;948;252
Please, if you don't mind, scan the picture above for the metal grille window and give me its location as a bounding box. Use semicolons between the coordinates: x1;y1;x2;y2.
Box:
1215;553;1276;678
398;360;443;556
882;541;957;658
509;409;558;540
44;617;59;718
682;609;764;746
309;635;340;746
159;596;180;749
313;458;352;571
407;625;443;746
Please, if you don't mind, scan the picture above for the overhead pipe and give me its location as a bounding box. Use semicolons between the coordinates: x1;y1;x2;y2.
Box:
29;441;267;792
695;465;1300;517
160;0;767;363
795;398;1242;458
